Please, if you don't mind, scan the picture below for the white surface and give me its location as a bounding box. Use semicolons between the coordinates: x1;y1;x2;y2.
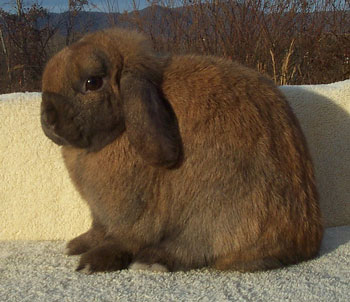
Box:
0;80;350;240
0;92;91;240
281;80;350;226
0;226;349;301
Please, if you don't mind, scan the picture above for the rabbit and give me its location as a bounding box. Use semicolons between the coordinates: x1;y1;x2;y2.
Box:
41;28;323;273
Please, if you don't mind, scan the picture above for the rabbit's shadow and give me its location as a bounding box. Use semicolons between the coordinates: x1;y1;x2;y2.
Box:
320;226;350;255
280;84;350;254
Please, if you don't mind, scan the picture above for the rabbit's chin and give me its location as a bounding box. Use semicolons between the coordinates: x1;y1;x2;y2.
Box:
42;126;66;146
42;122;89;149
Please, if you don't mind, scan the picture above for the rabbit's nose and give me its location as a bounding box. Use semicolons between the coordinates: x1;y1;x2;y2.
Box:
41;92;60;128
41;100;58;129
43;102;57;126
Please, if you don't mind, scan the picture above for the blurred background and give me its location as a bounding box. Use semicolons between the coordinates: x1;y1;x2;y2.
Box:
0;0;349;93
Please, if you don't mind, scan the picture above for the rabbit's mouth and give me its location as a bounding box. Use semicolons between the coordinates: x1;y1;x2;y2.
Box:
41;123;66;146
41;118;90;149
41;91;124;151
41;92;91;149
41;111;90;149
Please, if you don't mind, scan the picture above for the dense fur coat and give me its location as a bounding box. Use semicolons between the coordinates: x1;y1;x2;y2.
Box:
41;28;323;273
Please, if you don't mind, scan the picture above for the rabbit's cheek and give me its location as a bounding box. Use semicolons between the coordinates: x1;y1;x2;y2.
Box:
57;120;89;149
76;94;125;152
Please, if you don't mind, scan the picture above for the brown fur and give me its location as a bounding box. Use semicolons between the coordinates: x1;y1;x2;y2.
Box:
41;28;323;273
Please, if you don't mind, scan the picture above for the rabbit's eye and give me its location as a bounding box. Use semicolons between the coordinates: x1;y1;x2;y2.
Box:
85;76;103;92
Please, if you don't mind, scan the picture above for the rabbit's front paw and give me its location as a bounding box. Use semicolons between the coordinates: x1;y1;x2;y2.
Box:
66;236;92;256
66;226;105;256
76;243;131;273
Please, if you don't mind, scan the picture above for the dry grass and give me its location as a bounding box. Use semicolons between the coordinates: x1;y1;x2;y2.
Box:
0;0;349;93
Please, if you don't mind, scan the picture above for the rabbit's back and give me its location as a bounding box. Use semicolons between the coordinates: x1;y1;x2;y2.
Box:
159;55;323;268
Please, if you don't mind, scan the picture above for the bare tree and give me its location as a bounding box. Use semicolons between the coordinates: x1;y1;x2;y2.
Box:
0;1;60;92
65;0;89;45
90;0;123;26
0;23;12;85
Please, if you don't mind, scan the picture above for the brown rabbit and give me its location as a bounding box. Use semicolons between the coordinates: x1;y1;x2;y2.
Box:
41;28;323;273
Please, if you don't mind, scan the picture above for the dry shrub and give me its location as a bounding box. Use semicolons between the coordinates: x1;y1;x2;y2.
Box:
0;0;349;93
0;3;58;93
130;0;350;85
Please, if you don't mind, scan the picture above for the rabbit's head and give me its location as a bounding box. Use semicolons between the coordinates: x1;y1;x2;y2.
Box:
41;29;181;167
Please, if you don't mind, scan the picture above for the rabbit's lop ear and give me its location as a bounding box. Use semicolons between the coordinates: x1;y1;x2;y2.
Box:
121;73;181;168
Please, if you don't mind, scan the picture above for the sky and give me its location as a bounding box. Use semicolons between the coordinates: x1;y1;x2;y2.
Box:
1;0;348;13
0;0;150;13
